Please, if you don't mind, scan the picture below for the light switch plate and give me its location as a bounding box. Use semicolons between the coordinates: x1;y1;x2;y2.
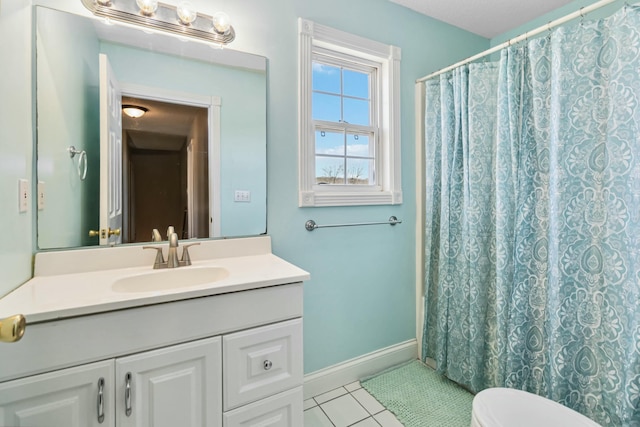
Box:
234;190;251;202
38;181;45;210
18;179;28;213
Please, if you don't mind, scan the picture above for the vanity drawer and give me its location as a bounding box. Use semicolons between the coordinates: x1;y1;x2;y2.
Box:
223;319;302;410
223;386;302;427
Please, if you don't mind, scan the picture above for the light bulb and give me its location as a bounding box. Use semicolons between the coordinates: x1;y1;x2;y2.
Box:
177;2;197;25
136;0;158;15
212;12;231;35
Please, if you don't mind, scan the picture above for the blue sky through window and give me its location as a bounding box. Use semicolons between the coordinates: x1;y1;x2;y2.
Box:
312;60;373;184
312;62;370;125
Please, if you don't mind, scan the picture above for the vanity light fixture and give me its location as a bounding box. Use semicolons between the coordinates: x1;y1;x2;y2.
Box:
122;105;148;118
80;0;235;45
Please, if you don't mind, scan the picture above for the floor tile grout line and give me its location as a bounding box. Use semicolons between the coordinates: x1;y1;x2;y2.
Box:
348;388;387;417
315;390;372;426
307;382;400;427
313;390;354;407
305;397;319;409
317;403;338;427
345;416;380;427
313;387;349;406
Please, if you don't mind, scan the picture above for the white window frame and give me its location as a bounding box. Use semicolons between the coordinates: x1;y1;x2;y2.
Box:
298;18;402;207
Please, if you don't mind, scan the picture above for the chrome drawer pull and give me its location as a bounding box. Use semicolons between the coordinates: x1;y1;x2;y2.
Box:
125;372;133;416
263;360;273;370
97;377;105;424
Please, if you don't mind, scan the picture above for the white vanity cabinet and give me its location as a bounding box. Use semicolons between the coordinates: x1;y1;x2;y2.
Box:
0;337;222;427
0;281;305;427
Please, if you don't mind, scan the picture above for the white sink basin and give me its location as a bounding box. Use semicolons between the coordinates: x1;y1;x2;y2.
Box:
112;266;229;293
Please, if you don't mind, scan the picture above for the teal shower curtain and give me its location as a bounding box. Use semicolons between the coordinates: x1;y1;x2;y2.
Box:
423;5;640;426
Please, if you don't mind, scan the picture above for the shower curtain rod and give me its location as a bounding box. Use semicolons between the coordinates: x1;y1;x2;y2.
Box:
416;0;617;83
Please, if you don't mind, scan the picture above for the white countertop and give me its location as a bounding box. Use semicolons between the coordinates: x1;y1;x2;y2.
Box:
0;236;309;323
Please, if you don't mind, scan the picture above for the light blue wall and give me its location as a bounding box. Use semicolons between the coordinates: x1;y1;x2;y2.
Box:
491;0;627;46
36;7;100;248
0;1;33;296
0;0;488;373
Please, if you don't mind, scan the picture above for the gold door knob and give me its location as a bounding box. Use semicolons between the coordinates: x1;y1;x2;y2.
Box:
89;228;120;238
0;314;26;343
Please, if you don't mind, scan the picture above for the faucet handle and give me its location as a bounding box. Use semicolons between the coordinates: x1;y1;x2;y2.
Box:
180;242;200;266
151;229;162;242
143;245;165;269
167;226;175;239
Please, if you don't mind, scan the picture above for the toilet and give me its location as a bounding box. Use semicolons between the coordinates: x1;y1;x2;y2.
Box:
470;387;602;427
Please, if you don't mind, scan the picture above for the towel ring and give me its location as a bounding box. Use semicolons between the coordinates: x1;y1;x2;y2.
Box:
68;145;88;181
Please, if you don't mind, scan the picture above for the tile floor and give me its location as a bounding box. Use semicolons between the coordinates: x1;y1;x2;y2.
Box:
304;381;403;427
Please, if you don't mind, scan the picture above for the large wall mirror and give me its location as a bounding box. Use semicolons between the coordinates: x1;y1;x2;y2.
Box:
36;6;267;249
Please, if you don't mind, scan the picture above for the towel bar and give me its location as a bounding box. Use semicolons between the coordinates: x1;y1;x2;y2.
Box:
305;216;401;231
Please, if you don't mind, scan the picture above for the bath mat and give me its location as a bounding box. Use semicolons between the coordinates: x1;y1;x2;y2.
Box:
361;360;474;427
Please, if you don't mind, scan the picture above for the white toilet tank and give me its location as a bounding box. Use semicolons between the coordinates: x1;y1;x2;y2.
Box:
470;388;602;427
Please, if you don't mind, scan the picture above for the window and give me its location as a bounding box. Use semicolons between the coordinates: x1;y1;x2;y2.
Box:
298;18;402;207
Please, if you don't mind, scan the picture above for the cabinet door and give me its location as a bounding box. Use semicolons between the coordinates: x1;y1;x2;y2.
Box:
223;319;302;410
0;360;114;427
115;336;222;427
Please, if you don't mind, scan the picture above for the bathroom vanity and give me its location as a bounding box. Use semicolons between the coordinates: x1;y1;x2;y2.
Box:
0;236;309;427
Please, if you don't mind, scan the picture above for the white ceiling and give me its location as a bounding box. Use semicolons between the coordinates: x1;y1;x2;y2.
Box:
390;0;574;39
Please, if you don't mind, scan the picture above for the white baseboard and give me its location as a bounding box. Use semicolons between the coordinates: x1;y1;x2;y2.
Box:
303;339;418;399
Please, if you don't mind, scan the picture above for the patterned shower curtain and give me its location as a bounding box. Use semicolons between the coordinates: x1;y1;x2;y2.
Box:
423;5;640;426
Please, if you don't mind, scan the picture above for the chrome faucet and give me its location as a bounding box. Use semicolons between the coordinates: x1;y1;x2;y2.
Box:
143;227;200;269
166;233;180;268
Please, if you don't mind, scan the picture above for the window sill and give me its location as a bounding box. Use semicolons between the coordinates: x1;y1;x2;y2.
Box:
299;190;402;207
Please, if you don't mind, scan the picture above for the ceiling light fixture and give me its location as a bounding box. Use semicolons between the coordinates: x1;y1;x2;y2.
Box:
81;0;235;45
122;105;149;118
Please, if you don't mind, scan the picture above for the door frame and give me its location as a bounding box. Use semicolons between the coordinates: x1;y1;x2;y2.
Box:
119;83;221;238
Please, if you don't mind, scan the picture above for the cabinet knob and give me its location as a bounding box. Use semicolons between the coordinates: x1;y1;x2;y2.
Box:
263;360;273;370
